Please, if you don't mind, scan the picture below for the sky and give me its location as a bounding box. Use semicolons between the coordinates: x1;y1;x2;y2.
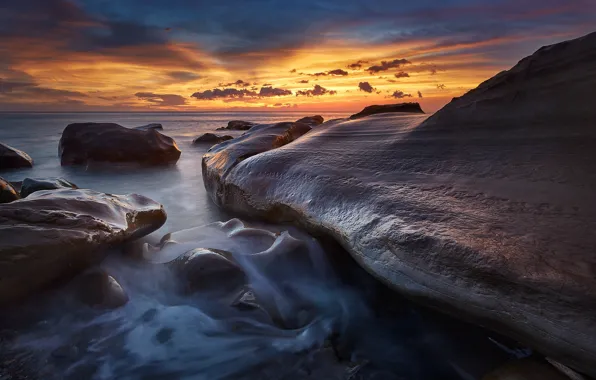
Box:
0;0;594;113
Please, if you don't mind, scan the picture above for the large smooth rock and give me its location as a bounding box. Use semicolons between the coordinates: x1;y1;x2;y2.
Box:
59;123;181;166
0;177;20;203
192;133;233;145
20;177;78;198
296;115;324;126
216;120;256;131
0;189;166;305
349;102;424;119
0;142;33;169
134;123;163;131
202;32;596;375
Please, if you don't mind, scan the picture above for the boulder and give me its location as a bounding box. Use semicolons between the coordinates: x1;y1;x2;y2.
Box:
20;177;78;198
349;102;424;119
75;270;129;309
0;189;166;305
134;123;163;131
295;115;324;126
216;120;256;131
0;177;20;203
0;142;33;169
202;32;596;375
192;133;234;145
59;123;181;166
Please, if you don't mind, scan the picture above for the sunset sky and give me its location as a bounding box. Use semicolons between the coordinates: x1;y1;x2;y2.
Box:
0;0;594;113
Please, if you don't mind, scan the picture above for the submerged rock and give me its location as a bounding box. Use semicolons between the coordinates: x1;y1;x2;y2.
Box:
134;123;163;131
0;142;33;169
0;177;20;203
75;270;129;309
296;115;324;126
216;120;256;131
202;32;596;375
349;102;424;119
59;123;181;166
20;177;78;198
0;189;166;305
482;358;570;380
192;133;234;145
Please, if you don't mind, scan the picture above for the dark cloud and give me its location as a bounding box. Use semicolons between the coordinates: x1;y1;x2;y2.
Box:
290;69;297;73
347;60;369;70
436;84;446;90
310;72;328;77
358;82;375;93
219;79;251;87
367;59;411;73
417;91;423;98
327;69;348;76
394;71;410;78
298;79;309;84
135;92;187;106
390;90;412;99
0;79;88;99
296;84;336;97
259;86;292;97
167;71;201;82
191;88;257;100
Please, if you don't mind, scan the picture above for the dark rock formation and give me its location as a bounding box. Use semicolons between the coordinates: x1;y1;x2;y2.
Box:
201;32;596;375
216;120;256;131
349;102;424;119
0;142;33;169
192;133;234;145
0;189;166;305
74;270;129;309
59;123;181;166
295;115;324;126
20;177;78;198
134;123;163;131
0;177;20;203
482;358;569;380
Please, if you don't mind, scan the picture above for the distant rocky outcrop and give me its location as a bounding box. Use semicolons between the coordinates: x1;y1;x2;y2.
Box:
216;120;256;131
192;133;233;145
0;142;33;169
0;189;166;305
0;177;20;203
349;102;424;119
202;32;596;375
295;115;324;126
59;123;181;166
20;177;78;198
134;123;163;131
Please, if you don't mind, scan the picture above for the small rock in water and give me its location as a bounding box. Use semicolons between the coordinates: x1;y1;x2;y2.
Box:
20;177;78;198
75;270;129;309
134;123;163;131
216;120;256;131
154;327;174;344
295;115;324;126
192;133;233;145
0;177;20;203
0;142;33;169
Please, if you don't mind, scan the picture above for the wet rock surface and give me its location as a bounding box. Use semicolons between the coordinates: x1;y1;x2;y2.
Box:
0;188;166;305
0;176;20;203
0;142;33;169
217;120;256;131
59;122;181;166
20;177;78;198
74;270;129;309
192;133;234;145
349;102;424;119
202;32;596;375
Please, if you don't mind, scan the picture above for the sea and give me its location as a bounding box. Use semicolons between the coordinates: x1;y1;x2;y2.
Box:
0;112;518;380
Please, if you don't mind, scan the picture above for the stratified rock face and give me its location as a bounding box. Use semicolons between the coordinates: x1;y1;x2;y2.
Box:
217;120;256;131
0;142;33;169
0;177;20;203
0;189;166;305
59;123;181;166
202;32;596;375
134;123;163;131
296;115;324;126
20;177;78;198
192;133;234;145
349;102;424;119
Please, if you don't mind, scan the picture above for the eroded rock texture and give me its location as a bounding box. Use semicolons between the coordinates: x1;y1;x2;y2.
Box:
202;32;596;375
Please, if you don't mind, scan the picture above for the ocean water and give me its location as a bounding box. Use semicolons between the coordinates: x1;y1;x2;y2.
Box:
0;112;517;380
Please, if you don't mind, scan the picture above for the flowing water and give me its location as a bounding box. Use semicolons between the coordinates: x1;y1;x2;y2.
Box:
0;112;520;379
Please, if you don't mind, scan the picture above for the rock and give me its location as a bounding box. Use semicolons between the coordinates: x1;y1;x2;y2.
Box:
216;120;256;131
295;115;324;126
75;270;128;309
59;123;181;166
192;133;233;145
134;123;163;131
201;32;596;376
0;177;20;203
0;142;33;169
20;177;78;198
482;358;571;380
349;102;424;119
0;189;166;305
